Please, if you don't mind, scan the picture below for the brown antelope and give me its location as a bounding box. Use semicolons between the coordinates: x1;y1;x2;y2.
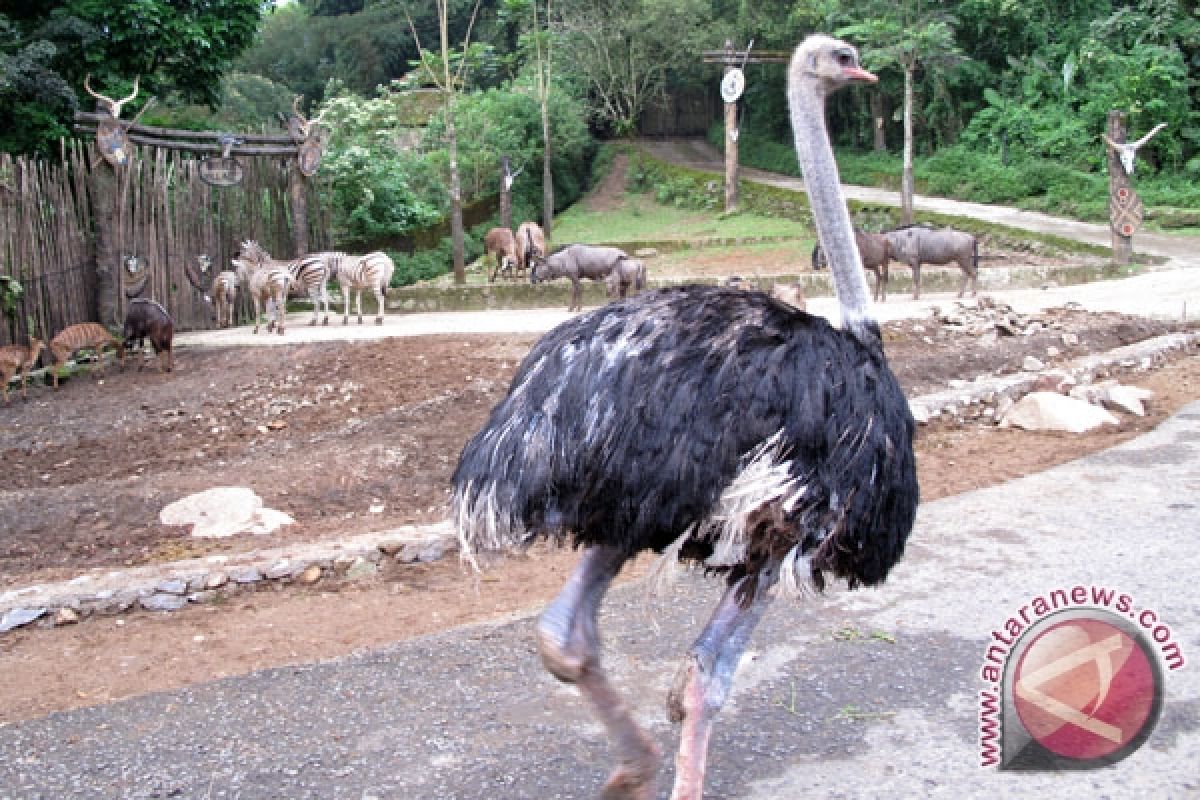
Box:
514;221;546;279
48;323;125;387
0;337;44;403
484;227;519;283
123;299;174;373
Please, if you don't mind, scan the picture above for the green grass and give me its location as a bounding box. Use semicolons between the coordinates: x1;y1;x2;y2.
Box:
552;193;806;245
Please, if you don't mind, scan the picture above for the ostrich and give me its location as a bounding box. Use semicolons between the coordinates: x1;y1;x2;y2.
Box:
451;35;918;800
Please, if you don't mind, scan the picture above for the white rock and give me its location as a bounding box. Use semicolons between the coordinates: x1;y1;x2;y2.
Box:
1102;384;1155;417
1022;356;1046;372
159;487;293;538
1000;392;1120;433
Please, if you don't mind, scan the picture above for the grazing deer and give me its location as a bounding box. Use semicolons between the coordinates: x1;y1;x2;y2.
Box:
48;323;125;387
123;299;174;373
0;337;44;404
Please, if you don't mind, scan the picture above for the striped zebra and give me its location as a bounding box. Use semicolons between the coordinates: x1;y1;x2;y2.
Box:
235;241;331;326
319;250;395;325
232;254;292;335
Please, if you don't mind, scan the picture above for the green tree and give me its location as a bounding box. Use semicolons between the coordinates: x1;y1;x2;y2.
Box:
0;0;263;156
840;3;963;223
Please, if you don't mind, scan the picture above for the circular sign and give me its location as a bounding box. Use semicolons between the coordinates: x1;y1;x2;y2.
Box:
1012;614;1162;765
720;68;745;103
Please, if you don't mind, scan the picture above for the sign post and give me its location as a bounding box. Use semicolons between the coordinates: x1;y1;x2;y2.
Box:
702;42;788;213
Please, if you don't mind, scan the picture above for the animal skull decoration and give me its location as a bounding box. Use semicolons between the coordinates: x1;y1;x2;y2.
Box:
83;74;143;168
1103;123;1167;175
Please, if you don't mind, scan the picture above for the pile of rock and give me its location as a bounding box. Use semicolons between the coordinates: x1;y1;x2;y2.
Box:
909;330;1198;430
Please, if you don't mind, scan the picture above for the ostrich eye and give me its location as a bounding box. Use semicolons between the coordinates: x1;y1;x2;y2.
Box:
836;51;855;67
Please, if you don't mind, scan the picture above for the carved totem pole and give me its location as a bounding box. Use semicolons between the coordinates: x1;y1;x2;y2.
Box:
1103;111;1166;266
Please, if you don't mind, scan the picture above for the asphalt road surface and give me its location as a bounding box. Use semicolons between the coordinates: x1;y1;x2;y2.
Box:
2;402;1198;799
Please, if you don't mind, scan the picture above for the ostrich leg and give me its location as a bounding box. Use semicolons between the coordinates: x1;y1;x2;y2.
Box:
666;570;777;800
537;545;661;799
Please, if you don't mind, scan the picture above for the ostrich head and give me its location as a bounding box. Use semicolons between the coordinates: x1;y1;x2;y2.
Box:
790;35;877;96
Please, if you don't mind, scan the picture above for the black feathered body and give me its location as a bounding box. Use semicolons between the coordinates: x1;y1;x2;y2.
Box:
452;285;918;592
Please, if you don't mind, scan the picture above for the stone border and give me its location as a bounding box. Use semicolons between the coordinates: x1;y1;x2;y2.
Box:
2;331;1196;634
0;522;456;632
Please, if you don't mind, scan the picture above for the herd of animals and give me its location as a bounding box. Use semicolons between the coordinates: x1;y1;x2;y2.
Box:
1;207;978;407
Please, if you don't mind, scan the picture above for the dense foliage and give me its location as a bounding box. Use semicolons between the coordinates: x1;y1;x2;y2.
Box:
3;0;1198;247
0;0;263;155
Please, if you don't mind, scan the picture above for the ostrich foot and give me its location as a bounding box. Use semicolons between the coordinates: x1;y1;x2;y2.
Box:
601;748;660;800
308;319;317;326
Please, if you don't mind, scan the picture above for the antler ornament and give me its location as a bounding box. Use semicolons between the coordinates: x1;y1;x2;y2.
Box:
1103;123;1167;175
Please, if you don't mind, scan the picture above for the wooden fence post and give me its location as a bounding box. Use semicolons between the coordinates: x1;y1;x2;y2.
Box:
289;163;309;257
90;161;118;327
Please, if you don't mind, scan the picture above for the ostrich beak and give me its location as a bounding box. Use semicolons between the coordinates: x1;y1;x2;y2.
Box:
844;66;878;84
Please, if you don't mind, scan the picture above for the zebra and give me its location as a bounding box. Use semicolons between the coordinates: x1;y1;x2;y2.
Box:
319;250;395;325
235;241;332;326
232;255;292;335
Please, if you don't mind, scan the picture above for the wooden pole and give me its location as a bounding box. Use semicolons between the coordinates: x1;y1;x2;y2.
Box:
1107;110;1133;267
289;162;309;256
723;40;739;213
90;160;119;328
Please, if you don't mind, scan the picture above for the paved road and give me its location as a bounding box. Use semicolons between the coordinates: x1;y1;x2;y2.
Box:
3;402;1198;798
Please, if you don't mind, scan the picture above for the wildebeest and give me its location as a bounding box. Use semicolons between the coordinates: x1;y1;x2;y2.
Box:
603;257;646;300
514;221;546;278
883;225;978;299
811;228;893;301
531;244;637;312
123;298;174;373
484;227;519;283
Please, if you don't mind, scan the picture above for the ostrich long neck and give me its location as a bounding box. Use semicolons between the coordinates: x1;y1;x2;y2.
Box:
789;79;874;337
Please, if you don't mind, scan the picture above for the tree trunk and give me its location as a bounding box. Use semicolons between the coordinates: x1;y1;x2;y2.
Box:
447;103;465;284
901;64;915;226
90;161;119;328
541;98;554;238
871;91;887;152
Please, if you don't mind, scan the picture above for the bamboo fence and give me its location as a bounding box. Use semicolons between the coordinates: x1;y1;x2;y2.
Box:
0;139;331;347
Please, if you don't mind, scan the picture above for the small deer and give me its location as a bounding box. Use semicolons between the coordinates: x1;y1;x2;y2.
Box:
48;323;125;387
0;337;45;404
123;299;174;373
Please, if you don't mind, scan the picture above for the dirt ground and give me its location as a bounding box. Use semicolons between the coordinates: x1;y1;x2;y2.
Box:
1;298;1197;724
2;149;1197;724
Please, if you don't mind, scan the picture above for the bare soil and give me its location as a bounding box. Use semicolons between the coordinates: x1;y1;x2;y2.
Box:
1;150;1196;724
1;302;1197;725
